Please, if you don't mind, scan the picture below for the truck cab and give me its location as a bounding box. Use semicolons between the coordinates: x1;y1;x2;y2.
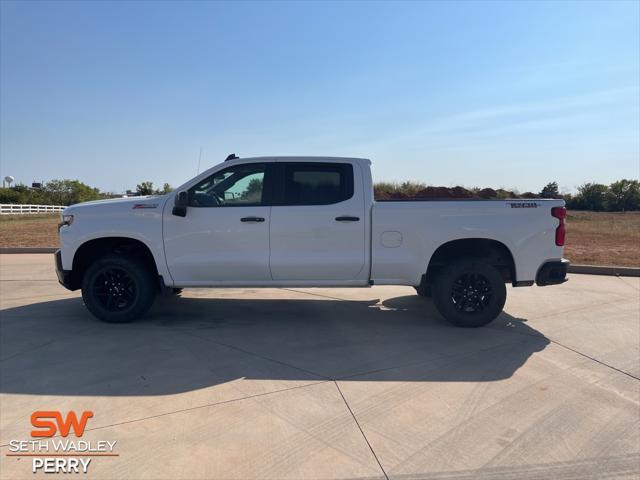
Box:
164;157;372;286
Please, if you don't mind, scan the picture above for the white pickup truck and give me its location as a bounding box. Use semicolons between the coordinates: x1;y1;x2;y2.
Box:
55;156;568;327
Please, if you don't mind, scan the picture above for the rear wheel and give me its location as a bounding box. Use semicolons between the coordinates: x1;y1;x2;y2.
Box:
433;258;506;327
81;255;156;323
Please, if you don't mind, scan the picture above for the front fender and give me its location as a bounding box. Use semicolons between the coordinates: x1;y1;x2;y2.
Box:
58;201;172;283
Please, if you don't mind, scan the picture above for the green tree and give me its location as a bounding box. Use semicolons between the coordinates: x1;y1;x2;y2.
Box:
158;183;173;194
43;179;101;205
539;181;560;198
136;181;155;196
562;193;577;209
135;181;174;196
574;183;609;211
607;179;640;211
0;187;26;204
241;178;263;202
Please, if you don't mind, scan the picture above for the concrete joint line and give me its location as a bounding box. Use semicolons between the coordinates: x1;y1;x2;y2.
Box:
547;338;640;382
488;325;640;382
334;381;389;480
176;328;331;380
616;275;640;292
525;298;629;322
282;288;354;303
0;380;330;448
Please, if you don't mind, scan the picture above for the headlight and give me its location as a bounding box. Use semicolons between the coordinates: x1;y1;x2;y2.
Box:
58;214;74;229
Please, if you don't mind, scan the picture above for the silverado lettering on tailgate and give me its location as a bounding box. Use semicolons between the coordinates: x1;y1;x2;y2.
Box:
508;202;538;208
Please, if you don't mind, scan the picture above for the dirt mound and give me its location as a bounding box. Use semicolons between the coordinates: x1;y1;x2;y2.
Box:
415;186;474;199
374;185;535;200
477;188;497;199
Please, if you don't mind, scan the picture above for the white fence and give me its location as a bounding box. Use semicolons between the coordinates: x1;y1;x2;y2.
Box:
0;204;65;215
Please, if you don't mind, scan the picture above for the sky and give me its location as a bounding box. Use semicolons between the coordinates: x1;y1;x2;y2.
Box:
1;0;639;194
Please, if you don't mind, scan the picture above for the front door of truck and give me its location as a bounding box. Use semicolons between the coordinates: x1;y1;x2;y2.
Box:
163;162;273;284
269;161;366;280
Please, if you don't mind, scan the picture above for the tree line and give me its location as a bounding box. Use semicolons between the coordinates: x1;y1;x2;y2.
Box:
0;180;173;206
0;178;638;211
561;180;640;212
374;179;640;211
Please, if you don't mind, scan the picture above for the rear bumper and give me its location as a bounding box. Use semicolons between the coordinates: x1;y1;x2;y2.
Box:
536;259;569;286
54;249;75;290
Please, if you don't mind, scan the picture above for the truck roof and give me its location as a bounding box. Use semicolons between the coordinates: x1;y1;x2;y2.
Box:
177;156;372;192
225;156;372;167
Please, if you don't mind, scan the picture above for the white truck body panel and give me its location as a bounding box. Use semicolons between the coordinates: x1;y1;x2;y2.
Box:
58;196;170;280
59;156;565;289
163;204;272;283
371;200;562;285
269;159;369;282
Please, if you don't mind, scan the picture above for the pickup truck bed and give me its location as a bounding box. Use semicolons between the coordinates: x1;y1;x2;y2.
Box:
372;200;564;285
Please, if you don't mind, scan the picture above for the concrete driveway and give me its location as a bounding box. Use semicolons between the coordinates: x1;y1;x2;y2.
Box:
1;254;638;479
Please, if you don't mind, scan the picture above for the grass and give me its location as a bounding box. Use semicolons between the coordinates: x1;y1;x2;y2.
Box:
0;214;60;249
0;211;638;267
564;211;639;267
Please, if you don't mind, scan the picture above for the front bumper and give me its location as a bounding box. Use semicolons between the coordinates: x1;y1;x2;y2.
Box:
54;249;75;290
536;259;569;286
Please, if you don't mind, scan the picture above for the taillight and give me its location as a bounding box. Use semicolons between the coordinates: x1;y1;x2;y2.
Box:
551;206;566;246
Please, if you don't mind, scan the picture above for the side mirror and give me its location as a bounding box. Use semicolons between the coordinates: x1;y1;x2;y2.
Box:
172;191;188;217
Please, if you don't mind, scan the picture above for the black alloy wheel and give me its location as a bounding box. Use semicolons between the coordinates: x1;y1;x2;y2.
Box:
433;258;506;328
92;267;138;312
81;255;156;323
450;272;492;313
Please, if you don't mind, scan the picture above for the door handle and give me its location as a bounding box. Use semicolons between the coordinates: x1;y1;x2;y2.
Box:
240;216;265;223
335;216;360;222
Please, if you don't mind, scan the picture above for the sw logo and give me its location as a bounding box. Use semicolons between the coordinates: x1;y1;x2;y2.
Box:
31;410;94;438
7;410;117;474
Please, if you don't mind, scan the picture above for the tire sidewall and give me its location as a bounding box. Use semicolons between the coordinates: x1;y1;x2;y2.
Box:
433;259;506;328
81;255;156;323
415;283;432;297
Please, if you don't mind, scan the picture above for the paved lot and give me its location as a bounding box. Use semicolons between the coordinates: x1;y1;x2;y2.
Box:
0;254;639;479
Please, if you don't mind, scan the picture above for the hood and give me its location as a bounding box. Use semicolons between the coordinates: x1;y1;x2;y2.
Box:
63;195;167;214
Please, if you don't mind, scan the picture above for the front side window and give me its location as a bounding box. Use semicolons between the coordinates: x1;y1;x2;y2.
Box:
281;163;353;205
189;164;265;207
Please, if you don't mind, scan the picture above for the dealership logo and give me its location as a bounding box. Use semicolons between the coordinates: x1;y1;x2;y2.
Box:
6;411;118;474
31;410;94;438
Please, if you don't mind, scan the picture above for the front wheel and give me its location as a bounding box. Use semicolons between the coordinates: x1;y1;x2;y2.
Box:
433;259;506;328
81;255;156;323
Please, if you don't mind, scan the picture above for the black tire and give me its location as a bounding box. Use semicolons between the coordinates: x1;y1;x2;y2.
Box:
433;258;506;328
81;255;156;323
415;283;432;297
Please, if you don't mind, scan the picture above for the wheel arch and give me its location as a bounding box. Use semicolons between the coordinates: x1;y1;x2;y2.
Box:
69;237;160;290
423;238;516;287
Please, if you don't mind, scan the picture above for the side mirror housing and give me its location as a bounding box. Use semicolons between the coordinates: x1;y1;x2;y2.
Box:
172;191;188;217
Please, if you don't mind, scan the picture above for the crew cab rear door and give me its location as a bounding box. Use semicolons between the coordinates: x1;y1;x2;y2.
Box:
269;161;366;280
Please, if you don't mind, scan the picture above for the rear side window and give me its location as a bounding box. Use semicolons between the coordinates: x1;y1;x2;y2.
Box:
281;163;354;205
